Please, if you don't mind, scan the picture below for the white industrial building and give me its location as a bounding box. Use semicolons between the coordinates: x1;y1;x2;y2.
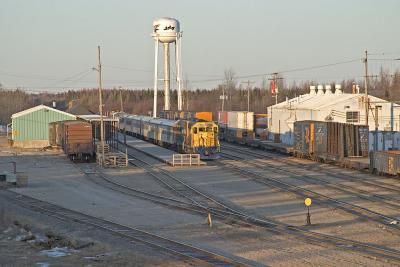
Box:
267;85;400;150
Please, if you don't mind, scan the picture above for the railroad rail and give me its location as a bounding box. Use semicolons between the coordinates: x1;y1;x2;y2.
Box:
76;164;251;228
3;190;251;267
223;142;400;194
111;140;400;263
221;144;400;210
220;148;400;235
117;142;240;215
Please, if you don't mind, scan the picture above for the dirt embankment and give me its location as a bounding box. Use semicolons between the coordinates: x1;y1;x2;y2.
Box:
0;198;185;267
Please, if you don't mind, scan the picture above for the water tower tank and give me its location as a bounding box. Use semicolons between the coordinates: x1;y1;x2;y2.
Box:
153;17;180;43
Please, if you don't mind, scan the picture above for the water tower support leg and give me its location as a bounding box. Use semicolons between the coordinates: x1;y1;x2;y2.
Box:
163;43;170;111
153;38;159;117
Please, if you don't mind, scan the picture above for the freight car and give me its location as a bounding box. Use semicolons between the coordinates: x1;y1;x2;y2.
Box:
119;114;220;159
218;111;268;144
159;110;213;122
254;113;268;139
49;120;94;161
370;150;400;175
293;120;369;161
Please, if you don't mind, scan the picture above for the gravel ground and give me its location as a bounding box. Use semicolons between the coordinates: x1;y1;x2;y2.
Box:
0;192;186;267
1;136;399;266
102;163;398;266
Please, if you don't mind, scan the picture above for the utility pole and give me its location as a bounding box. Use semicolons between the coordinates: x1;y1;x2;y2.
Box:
219;84;227;112
119;88;124;112
364;50;369;126
94;46;105;166
221;85;226;112
268;73;283;105
241;80;255;112
185;79;189;111
374;105;382;151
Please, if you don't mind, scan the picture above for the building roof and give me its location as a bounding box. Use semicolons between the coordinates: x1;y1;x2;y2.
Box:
66;103;95;115
77;115;118;122
270;93;399;110
11;104;76;119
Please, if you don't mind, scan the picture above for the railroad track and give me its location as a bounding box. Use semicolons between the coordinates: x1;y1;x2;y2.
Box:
110;140;400;263
223;142;400;194
116;141;244;216
221;144;400;210
76;164;252;228
219;148;400;235
3;190;251;267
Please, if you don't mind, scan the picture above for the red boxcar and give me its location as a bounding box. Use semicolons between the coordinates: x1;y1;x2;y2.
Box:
60;121;94;161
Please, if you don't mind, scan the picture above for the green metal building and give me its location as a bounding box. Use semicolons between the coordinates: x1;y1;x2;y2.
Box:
11;105;76;148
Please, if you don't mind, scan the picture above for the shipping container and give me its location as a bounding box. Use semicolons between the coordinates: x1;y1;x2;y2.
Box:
159;110;213;122
227;111;254;130
217;111;254;143
218;111;228;125
370;150;400;175
254;113;268;138
193;112;213;122
294;120;369;161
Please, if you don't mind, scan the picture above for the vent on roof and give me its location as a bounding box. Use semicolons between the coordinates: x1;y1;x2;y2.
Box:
309;85;316;95
335;84;343;94
317;85;324;95
325;85;332;95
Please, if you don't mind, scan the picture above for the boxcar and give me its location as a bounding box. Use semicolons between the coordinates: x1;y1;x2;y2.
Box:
293;120;369;161
56;120;94;161
370;150;400;175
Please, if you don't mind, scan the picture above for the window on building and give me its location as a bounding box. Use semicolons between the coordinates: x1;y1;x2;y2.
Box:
346;111;359;123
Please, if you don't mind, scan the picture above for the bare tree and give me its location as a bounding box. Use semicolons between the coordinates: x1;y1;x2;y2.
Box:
224;68;237;110
183;74;190;111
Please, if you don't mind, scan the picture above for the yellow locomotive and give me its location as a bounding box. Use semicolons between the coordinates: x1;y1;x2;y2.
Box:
119;114;220;159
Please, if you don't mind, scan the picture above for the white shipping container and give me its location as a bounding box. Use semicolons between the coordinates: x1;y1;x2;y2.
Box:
227;111;254;130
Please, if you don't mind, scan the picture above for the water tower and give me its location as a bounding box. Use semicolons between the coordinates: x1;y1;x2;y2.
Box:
152;17;183;117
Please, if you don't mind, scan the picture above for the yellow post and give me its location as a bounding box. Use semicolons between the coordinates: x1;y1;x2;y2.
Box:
207;213;212;228
304;198;312;226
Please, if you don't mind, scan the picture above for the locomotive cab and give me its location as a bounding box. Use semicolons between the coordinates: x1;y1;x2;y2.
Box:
190;122;220;159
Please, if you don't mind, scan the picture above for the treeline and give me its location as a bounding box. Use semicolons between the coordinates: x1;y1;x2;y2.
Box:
1;69;399;124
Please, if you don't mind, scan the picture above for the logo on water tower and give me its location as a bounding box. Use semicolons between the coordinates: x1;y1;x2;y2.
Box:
153;24;160;33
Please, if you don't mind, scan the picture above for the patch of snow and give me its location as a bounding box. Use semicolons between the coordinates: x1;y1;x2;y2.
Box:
40;247;78;258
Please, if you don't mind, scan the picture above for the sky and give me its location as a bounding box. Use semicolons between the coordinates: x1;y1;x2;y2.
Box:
0;0;399;92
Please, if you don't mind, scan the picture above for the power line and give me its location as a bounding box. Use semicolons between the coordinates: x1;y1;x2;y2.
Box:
2;56;392;89
369;58;400;61
43;69;94;88
103;65;153;73
0;68;94;83
190;58;363;84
